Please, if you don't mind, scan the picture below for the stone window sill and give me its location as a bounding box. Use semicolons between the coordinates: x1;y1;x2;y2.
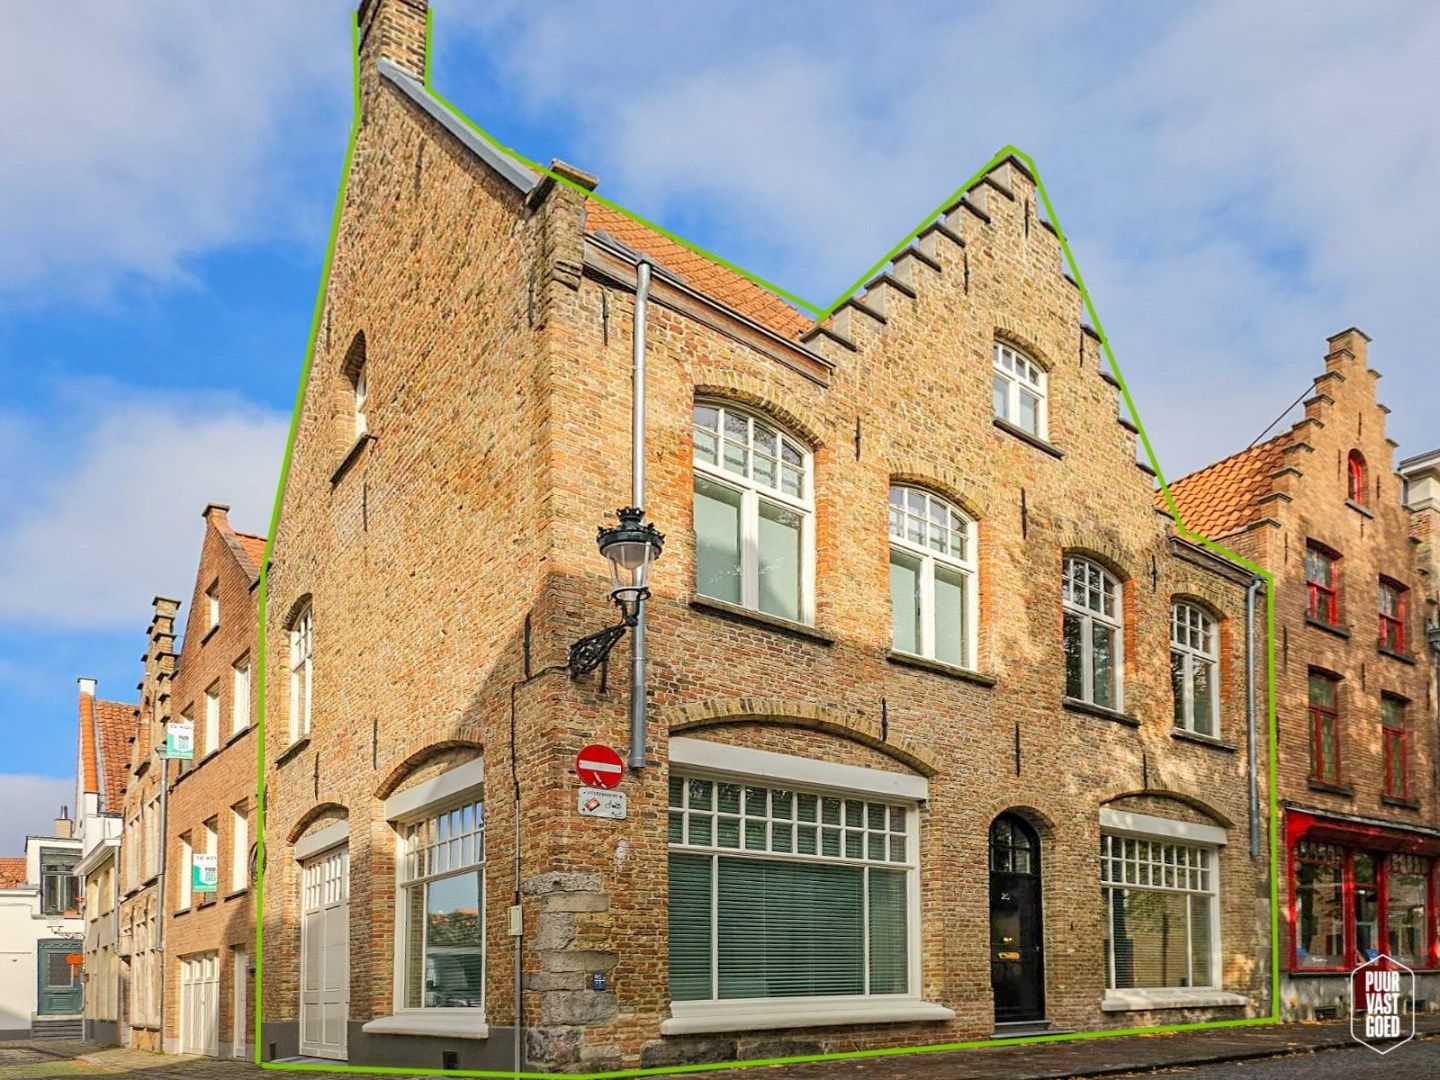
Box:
1378;644;1418;665
1307;777;1354;797
992;417;1064;459
1102;989;1248;1012
1381;794;1420;811
199;624;219;646
331;433;374;486
1305;617;1351;640
689;595;834;645
886;651;998;687
1345;499;1374;519
362;1010;488;1040
223;887;249;901
661;997;955;1035
1062;697;1140;728
275;736;311;768
1172;729;1239;753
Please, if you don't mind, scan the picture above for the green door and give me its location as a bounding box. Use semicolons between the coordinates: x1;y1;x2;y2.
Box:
37;940;83;1015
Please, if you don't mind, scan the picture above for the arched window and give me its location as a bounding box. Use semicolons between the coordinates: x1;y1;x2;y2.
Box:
888;485;977;669
1063;557;1122;709
692;403;813;623
340;333;368;442
1171;601;1219;736
1347;450;1366;504
993;342;1048;438
288;604;313;744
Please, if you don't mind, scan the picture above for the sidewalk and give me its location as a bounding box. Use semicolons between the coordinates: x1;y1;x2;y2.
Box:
5;1018;1440;1080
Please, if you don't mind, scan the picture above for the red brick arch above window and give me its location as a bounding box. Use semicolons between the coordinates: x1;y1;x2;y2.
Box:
886;464;990;522
667;697;939;777
692;379;825;452
1100;788;1234;830
993;319;1056;373
285;802;349;847
373;740;484;800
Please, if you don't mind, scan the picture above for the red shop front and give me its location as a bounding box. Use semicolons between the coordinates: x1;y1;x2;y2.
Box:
1286;806;1440;976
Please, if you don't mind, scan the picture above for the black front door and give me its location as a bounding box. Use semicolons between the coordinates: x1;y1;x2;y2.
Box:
989;813;1045;1023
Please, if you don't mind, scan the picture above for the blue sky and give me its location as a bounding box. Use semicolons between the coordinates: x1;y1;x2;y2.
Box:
1;1;1437;851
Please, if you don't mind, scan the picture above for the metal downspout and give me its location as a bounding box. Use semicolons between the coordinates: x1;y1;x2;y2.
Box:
629;261;653;770
1246;575;1264;858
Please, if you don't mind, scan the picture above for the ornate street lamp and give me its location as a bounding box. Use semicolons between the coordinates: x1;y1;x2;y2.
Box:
568;507;664;677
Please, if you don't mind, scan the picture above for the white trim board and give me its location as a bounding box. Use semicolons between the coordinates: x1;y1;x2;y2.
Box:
383;758;485;822
1099;808;1227;847
294;821;349;862
670;737;927;801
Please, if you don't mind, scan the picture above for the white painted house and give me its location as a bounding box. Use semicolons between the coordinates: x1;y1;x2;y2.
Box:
0;823;85;1039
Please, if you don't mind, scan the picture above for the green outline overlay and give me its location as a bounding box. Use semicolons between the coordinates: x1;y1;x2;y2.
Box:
254;8;1282;1078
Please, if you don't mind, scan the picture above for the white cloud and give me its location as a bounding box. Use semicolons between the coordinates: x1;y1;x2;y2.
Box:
0;386;287;628
439;0;1440;475
0;775;75;855
0;1;351;300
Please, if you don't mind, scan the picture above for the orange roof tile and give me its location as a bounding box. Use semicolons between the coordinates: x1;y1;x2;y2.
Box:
0;857;25;888
94;699;135;812
584;201;813;341
1159;433;1291;540
234;532;267;575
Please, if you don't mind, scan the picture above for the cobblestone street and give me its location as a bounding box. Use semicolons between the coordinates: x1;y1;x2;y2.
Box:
4;1022;1439;1080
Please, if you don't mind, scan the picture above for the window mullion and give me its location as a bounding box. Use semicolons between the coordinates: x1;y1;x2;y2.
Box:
710;855;719;1001
1081;615;1094;703
920;557;935;659
742;488;759;610
1183;651;1195;730
861;866;872;996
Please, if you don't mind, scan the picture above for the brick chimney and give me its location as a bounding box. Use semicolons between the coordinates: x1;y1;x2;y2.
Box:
202;502;230;526
358;0;427;82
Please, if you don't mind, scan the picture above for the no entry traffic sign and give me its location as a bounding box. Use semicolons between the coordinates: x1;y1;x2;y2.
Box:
576;743;624;789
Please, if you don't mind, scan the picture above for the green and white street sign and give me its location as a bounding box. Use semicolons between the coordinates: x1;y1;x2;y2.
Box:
164;719;194;760
192;853;218;893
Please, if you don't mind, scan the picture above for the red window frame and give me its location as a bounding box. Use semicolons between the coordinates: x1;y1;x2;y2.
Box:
1382;696;1408;800
1287;841;1440;972
1308;671;1342;785
1347;450;1367;504
1305;543;1340;626
1378;577;1407;652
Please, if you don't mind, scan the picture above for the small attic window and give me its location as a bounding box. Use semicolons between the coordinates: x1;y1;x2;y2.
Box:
339;332;368;444
1347;450;1367;505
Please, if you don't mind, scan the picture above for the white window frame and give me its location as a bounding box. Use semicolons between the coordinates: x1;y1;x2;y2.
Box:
992;341;1049;438
1171;602;1219;736
204;683;221;758
353;364;368;438
178;834;193;911
661;739;952;1035
1098;810;1242;1011
230;803;248;894
365;759;490;1040
887;485;978;670
692;403;815;625
232;654;251;736
289;606;313;743
206;583;220;632
1063;556;1124;709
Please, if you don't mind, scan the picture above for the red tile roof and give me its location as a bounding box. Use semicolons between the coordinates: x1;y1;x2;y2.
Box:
584;201;813;341
0;857;25;888
94;699;135;812
234;531;267;575
1160;433;1291;540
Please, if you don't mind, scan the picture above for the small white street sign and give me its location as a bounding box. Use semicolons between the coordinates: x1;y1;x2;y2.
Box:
192;853;218;893
577;787;627;820
164;719;194;760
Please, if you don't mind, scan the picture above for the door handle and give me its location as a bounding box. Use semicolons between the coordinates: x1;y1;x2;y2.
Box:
997;950;1021;961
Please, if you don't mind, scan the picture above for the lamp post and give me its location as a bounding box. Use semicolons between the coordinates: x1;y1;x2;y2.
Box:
567;507;664;677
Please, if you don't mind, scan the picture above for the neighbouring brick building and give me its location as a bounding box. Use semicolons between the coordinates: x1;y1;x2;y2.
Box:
73;679;135;1044
162;504;265;1059
116;597;180;1050
1169;330;1440;1019
260;2;1267;1070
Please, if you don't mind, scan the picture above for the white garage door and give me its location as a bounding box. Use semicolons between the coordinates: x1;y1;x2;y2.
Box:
300;845;349;1060
179;952;219;1056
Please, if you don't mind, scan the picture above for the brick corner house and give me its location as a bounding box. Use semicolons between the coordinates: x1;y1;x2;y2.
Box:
1168;329;1440;1019
259;1;1268;1070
